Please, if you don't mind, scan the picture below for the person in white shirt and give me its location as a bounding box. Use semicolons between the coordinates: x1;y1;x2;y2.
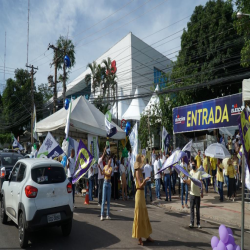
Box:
180;157;188;208
144;158;152;202
154;154;161;199
120;157;127;200
98;147;106;206
88;164;95;201
151;148;156;166
67;149;76;206
163;154;171;202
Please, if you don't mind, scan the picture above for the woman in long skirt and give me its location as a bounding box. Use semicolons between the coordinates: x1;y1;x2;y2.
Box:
227;158;236;202
132;155;153;246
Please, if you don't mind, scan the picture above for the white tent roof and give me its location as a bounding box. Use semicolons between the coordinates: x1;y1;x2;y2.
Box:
36;96;126;140
143;85;160;115
110;88;129;120
243;79;250;102
122;88;146;121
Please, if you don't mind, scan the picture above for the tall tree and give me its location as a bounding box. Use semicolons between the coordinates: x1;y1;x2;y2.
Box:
170;0;243;106
54;36;76;102
38;83;53;104
1;69;43;135
233;0;250;67
85;61;105;96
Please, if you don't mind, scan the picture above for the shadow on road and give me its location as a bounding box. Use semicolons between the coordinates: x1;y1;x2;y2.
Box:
27;218;120;250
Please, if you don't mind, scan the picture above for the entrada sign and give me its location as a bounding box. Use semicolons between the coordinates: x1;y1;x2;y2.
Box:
173;93;242;134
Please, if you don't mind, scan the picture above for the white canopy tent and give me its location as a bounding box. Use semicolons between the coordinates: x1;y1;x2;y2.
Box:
110;88;129;120
122;88;146;121
243;79;250;102
143;84;160;115
36;96;126;140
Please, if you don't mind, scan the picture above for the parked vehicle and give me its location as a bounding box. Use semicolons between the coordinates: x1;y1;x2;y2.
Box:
0;152;24;189
0;158;73;248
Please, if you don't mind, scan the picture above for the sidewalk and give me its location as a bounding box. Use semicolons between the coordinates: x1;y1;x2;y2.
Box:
150;185;250;230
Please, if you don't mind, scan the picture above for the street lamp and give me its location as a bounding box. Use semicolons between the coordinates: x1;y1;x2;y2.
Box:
237;11;250;18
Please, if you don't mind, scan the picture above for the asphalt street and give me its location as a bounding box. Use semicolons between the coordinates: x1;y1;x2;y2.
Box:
0;196;248;250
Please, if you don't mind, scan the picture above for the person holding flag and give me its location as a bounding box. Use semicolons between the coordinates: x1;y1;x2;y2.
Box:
184;159;203;229
180;157;188;208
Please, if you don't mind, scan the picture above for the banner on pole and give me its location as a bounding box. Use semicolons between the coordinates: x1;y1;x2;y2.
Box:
12;135;24;150
88;134;99;162
72;140;95;184
238;108;250;190
162;126;170;153
37;132;63;160
173;93;242;134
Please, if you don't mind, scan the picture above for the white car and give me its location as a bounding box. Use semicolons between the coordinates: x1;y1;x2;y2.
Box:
0;158;73;248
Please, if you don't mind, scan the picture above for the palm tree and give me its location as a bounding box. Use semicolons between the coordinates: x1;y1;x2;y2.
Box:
85;61;105;96
54;35;76;103
102;57;118;104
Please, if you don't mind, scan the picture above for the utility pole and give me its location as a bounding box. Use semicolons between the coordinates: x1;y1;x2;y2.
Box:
116;83;119;158
3;31;6;93
26;0;30;65
48;44;60;113
26;64;38;145
148;108;152;163
63;47;66;105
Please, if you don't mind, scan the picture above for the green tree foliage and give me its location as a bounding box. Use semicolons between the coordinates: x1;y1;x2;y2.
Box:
54;35;76;82
92;95;109;114
233;0;250;67
85;61;105;95
1;69;43;135
170;0;242;105
38;83;53;104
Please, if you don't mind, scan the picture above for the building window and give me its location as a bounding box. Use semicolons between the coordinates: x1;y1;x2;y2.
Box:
154;67;167;90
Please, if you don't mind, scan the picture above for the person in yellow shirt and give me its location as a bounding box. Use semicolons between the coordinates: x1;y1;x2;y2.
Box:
210;157;217;186
195;150;202;168
227;158;236;201
216;159;224;202
202;153;210;193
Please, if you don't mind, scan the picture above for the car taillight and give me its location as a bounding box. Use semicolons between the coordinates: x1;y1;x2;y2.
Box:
25;185;38;198
1;168;5;177
67;182;72;193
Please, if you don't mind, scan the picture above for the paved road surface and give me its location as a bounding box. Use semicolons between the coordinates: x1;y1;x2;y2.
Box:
0;197;248;250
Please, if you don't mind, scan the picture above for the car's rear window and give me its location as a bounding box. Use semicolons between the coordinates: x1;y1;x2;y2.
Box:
1;155;23;166
31;166;66;184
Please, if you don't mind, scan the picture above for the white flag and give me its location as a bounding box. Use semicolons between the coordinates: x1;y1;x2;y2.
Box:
162;126;170;153
129;123;138;173
12;135;24;150
37;132;64;159
33;104;38;141
65;97;72;140
182;140;193;152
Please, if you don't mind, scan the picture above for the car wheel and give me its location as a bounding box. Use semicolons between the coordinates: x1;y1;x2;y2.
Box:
1;196;8;224
61;220;72;237
18;212;29;249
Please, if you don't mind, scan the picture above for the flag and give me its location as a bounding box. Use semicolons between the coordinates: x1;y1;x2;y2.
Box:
238;108;250;190
158;149;188;174
65;97;72;140
68;137;79;159
162;126;170;153
182;140;193;152
37;132;63;160
105;110;117;138
12;135;24;150
106;141;111;156
87;134;99;162
33;104;38;141
129;123;138;173
72;140;96;184
174;164;202;188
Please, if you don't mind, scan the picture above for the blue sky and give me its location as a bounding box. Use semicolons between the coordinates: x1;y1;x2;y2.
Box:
0;0;211;92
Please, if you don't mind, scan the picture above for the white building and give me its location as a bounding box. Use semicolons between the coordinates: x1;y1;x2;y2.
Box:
54;32;172;114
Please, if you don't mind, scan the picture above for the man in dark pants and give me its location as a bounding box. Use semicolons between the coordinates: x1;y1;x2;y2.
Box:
184;159;203;229
67;149;76;208
97;148;106;206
